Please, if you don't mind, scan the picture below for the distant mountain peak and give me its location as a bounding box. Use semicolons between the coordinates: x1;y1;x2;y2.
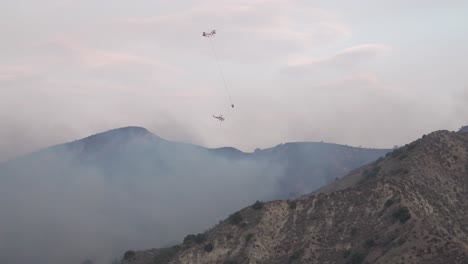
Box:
106;126;153;135
63;126;159;155
82;126;156;141
459;125;468;133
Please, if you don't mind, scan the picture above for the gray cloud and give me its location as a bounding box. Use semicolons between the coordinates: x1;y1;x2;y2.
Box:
286;44;391;69
0;0;467;160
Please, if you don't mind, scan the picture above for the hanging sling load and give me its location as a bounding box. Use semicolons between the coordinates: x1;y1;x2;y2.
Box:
202;30;235;109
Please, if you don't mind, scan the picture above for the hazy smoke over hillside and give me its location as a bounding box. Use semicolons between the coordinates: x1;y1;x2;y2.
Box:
0;127;388;264
0;130;283;264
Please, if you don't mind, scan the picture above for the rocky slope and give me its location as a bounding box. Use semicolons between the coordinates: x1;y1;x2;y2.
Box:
123;130;468;264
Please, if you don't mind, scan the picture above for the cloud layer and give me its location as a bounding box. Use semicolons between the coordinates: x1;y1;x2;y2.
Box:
0;0;467;161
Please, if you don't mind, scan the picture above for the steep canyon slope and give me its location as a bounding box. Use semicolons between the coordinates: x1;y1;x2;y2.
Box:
124;130;468;264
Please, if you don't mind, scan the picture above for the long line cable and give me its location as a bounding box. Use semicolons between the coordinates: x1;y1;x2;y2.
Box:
208;37;234;108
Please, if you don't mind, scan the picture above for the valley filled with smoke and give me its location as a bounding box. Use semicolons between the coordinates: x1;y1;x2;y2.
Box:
0;127;388;263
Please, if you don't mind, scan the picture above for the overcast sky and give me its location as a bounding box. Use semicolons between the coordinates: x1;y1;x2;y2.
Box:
1;0;467;161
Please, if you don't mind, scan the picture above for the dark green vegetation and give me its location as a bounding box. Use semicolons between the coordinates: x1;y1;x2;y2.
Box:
387;142;419;159
397;237;407;246
183;233;206;245
347;252;365;264
223;260;238;264
289;249;304;263
398;153;408;160
384;198;396;207
204;243;214;252
288;200;297;209
393;207;411;223
361;165;380;182
123;250;136;260
152;246;180;264
342;249;351;258
251;200;264;210
228;212;243;226
365;239;376;248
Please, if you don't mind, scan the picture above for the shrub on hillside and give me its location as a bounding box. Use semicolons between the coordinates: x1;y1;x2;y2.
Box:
407;142;418;151
393;207;411;223
183;234;196;244
289;249;304;262
228;212;243;226
194;234;207;244
183;233;206;244
153;246;180;264
123;250;136;260
252;200;264;210
397;237;407;246
365;166;380;178
204;243;214;252
365;239;376;248
398;153;408;160
347;253;365;264
360;166;381;183
384;198;396;207
289;201;297;209
390;147;405;158
342;250;351;258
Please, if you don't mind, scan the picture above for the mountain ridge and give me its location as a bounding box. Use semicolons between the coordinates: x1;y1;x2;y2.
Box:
459;126;468;133
121;130;468;264
6;126;389;162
